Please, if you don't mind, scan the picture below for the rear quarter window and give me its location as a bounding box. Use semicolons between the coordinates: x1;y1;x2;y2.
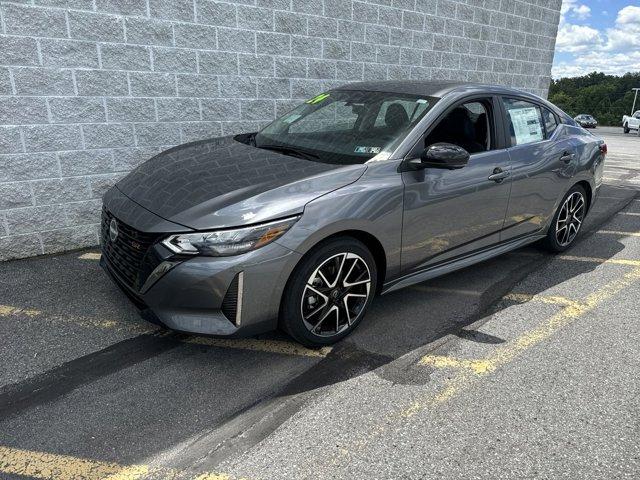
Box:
542;108;558;138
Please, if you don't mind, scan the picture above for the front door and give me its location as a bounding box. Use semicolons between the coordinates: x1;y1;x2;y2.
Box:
401;98;512;275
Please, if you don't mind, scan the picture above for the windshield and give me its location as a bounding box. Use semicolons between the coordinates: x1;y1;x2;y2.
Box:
253;90;437;164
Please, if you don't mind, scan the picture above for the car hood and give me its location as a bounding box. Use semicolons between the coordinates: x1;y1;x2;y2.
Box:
116;136;366;230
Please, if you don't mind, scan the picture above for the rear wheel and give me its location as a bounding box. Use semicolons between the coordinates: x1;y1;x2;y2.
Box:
280;237;377;347
541;185;587;253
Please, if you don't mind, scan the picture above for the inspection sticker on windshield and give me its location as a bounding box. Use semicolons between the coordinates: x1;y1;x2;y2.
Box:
306;93;330;105
354;146;381;154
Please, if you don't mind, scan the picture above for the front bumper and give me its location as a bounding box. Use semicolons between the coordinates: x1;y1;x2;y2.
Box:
102;243;301;336
101;188;302;337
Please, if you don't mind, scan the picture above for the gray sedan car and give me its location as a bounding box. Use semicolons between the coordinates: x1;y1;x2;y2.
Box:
101;81;606;346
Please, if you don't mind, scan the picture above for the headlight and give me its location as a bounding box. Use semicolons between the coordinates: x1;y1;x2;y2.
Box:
161;216;299;257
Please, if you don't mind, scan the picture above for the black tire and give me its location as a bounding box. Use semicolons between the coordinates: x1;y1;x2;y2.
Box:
280;237;377;347
541;184;588;253
623;123;630;134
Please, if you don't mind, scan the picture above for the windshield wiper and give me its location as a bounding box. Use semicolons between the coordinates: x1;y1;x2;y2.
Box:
257;144;320;161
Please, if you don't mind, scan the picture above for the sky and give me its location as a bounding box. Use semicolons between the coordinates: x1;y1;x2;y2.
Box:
552;0;640;78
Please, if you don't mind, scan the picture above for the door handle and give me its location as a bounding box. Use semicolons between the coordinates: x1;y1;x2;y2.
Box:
488;167;510;183
560;152;575;163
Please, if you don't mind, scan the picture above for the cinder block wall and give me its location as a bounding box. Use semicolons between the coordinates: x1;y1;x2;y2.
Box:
0;0;561;261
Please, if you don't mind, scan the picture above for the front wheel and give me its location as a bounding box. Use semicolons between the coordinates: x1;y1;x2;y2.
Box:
623;123;630;134
280;237;377;347
541;185;587;253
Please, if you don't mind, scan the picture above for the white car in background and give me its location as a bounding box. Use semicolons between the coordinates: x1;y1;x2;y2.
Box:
622;111;640;134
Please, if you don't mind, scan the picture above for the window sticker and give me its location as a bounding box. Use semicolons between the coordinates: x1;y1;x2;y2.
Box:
354;146;381;154
416;99;429;104
305;93;330;105
509;107;543;144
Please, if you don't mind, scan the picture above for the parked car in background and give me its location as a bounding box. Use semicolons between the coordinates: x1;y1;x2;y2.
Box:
574;114;597;128
100;81;606;346
622;111;640;134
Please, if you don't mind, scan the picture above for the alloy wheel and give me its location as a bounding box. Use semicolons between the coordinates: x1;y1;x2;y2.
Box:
301;252;372;337
556;191;585;247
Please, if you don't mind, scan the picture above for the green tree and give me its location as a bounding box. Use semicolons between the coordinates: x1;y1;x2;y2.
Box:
549;72;640;126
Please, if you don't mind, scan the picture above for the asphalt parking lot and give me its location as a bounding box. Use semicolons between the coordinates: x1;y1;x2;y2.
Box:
1;125;639;479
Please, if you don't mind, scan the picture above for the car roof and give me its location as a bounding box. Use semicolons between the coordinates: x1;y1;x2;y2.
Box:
333;80;536;99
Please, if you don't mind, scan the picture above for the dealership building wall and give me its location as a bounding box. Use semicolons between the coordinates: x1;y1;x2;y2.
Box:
0;0;562;261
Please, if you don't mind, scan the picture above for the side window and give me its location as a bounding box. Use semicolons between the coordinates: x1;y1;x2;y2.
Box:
423;100;492;154
542;108;558;138
502;98;544;146
634;112;640;119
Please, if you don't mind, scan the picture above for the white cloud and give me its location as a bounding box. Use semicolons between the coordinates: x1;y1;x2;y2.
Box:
555;0;599;53
556;23;601;53
617;5;640;24
601;5;640;51
553;3;640;77
553;50;640;77
560;0;591;21
573;4;591;20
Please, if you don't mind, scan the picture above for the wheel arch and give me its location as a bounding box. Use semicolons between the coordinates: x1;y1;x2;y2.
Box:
321;230;387;293
573;180;593;213
284;229;388;295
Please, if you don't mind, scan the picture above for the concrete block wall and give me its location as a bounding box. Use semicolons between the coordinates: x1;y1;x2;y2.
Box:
0;0;562;260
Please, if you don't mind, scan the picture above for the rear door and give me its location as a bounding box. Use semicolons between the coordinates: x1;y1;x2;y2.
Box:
400;96;512;274
500;97;576;240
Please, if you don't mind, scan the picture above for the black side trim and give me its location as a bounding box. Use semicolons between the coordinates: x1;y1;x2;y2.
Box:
221;273;239;324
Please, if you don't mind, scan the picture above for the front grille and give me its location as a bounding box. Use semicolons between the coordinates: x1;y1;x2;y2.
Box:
101;208;162;291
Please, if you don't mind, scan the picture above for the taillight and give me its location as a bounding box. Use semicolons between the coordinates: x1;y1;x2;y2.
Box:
599;143;607;156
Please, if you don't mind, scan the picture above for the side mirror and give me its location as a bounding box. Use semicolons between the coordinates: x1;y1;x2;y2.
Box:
419;143;470;169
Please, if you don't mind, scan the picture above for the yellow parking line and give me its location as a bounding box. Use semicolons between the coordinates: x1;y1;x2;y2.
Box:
404;265;640;415
0;304;151;333
413;286;590;307
557;255;640;267
0;445;235;480
597;230;640;237
513;251;640;267
186;336;331;358
193;474;234;480
0;304;41;317
502;293;582;308
324;265;640;472
79;252;101;260
410;285;482;296
0;303;328;358
419;355;494;374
